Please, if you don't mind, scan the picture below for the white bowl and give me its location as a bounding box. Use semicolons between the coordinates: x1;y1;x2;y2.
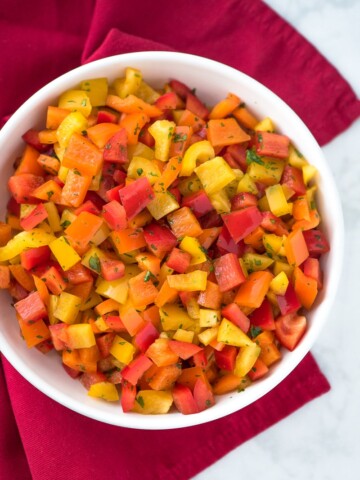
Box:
0;51;344;429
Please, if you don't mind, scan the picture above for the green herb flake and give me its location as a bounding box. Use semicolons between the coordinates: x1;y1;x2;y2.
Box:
89;254;101;274
144;271;151;282
250;325;262;339
136;396;145;408
246;149;265;166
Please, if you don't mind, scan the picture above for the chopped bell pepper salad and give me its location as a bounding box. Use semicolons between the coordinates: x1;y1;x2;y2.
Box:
0;67;330;415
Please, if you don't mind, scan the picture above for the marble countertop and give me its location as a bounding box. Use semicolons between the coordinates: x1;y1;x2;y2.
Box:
195;1;360;479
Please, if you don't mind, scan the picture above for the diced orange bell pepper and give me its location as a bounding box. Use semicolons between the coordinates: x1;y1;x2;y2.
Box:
145;338;179;367
128;271;159;308
60;169;92;208
197;281;222;310
119;112;150;145
167;206;203;239
62;132;103;176
106;94;162;117
15;145;44;177
284;229;309;267
234;271;273;308
293;266;318;310
65;212;103;249
18;316;51;348
207;118;250;148
86;123;122;148
36;154;60;175
209;93;241;119
110;228;147;254
32;180;62;203
9;264;35;292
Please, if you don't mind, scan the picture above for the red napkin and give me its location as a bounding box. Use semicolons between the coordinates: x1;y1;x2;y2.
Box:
0;1;359;479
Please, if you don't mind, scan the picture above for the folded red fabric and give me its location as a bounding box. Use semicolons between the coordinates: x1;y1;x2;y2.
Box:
0;1;358;479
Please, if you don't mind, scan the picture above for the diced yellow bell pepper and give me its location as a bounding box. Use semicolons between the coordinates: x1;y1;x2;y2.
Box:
263;233;283;256
56;111;88;148
198;326;219;346
242;253;274;272
110;335;135;365
225;168;244;198
44;202;62;232
209;189;231;214
159;304;195;331
135;80;161;104
236;173;258;195
247;158;285;186
195;156;236;195
114;67;142;99
127;156;161;184
147;191;179;220
54;291;82;324
234;344;261;377
272;260;294;279
270;271;289;295
57;165;69;183
281;184;295;201
88;170;102;191
80;77;108;107
96;277;129;304
127;141;155;161
173;329;195;343
88;381;119;402
179;236;207;265
288;144;307;168
48;295;59;325
177;174;202;196
148;120;176;162
49;236;81;271
132;390;173;414
302;164;317;185
37;221;53;234
60;209;77;228
167;270;207;292
199;309;221;328
217;318;253;347
94;316;110;332
91;222;111;246
81;246;107;273
58;89;92;117
67;324;96;348
257;195;270;212
0;229;55;262
184;296;200;320
158;263;174;288
54;143;66;162
254;117;275;132
266;290;279;308
265;184;291;217
180;140;215;176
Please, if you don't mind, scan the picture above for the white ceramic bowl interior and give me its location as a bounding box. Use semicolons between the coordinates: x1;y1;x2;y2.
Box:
0;52;344;429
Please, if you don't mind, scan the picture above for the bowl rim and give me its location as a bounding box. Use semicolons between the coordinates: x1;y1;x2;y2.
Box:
0;51;344;429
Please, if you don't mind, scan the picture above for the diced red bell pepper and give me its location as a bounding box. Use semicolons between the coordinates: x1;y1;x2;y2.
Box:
20;245;51;271
275;313;307;351
121;380;137;412
277;282;301;315
74;200;101;216
62;364;81;379
96;332;116;358
101;200;127;231
172;383;199;415
200;210;222;229
8;281;28;301
192;349;208;368
225;144;248;172
193;378;215;412
113;169;127;185
14;291;47;324
302;229;330;256
169;186;181;204
134;321;160;353
254;131;289;159
80;372;107;390
169;79;192;100
166;247;192;273
41;266;67;295
22;128;48;153
121;354;153;386
102;161;117;176
7;196;21;216
35;338;54;354
8;174;44;204
216;226;245;257
231;192;258;211
105;184;124;203
221;302;250;332
223;152;240;169
186;92;209;119
138;123;155;148
104;315;127;332
103;128;128;164
249;298;275;330
64;263;93;285
143;223;177;258
260;211;289;236
119;177;154;219
97;109;118;124
222;206;262;243
168;340;203;360
281;165;306;196
214;252;246;292
303;257;323;289
84;191;106;210
214;345;237;371
181;190;213;218
96;175;116;202
155;92;179;110
100;258;125;281
49;323;69;351
20;203;48;230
